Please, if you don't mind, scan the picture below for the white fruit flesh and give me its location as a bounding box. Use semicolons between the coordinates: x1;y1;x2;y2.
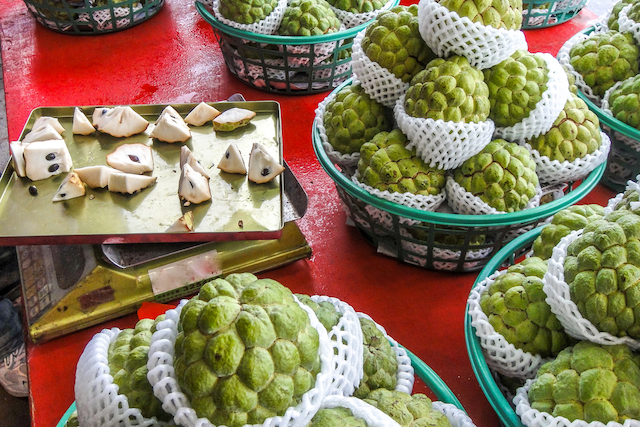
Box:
22;123;64;145
107;171;157;194
95;106;149;137
72;107;96;135
184;102;221;126
150;105;191;143
217;142;247;175
179;163;211;206
10;141;26;177
212;108;256;131
23;139;73;181
52;171;86;201
247;143;284;184
106;143;154;174
32;116;65;135
74;165;114;188
180;145;210;179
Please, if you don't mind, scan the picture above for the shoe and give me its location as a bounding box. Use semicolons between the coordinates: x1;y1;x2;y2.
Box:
0;344;28;398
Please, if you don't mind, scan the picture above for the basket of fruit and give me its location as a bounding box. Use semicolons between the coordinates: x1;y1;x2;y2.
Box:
22;0;164;34
70;272;478;427
465;188;640;426
194;0;398;94
521;0;588;29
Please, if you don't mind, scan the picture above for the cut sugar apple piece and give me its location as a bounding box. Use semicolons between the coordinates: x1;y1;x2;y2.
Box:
93;106;150;138
23;139;73;181
106;143;154;174
72;107;96;135
107;171;157;194
9;141;27;177
32;116;65;135
185;102;221;126
166;211;195;233
150;105;191;143
179;163;212;206
437;0;523;30
22;123;64;145
213;108;256;132
74;165;114;189
181;146;210;179
52;171;86;202
247;143;285;184
218;143;247;175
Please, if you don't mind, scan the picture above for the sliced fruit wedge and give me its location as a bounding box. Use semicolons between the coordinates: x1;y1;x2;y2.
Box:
184;102;221;126
217;142;247;175
106;143;154;174
212;107;256;132
74;165;114;188
150;105;191;143
107;171;157;194
72;107;96;135
247;142;284;184
52;171;86;202
166;211;195;232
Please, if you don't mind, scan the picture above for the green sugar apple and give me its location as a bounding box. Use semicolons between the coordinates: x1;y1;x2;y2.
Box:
218;0;279;25
323;84;392;155
360;5;437;82
353;317;398;399
612;186;640;213
364;389;452;427
108;316;172;421
452;139;539;212
563;210;640;338
307;407;368;427
607;73;640;130
568;30;640;98
525;94;602;163
608;0;635;31
278;0;341;36
532;204;605;260
625;1;640;23
527;341;640;423
357;129;447;196
173;275;322;427
437;0;523;30
480;256;573;358
484;49;550;128
325;0;384;14
403;55;491;123
295;294;343;332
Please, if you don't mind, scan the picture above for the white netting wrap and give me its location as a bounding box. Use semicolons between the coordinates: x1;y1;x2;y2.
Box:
520;131;611;185
544;230;640;350
394;96;495;170
432;402;478;427
417;0;528;70
329;0;395;28
618;4;640;47
147;297;337;427
468;271;548;380
605;191;625;215
75;327;170;427
314;89;362;171
514;379;640;427
357;312;415;394
317;395;402;427
352;171;447;212
309;295;364;397
445;176;542;216
212;0;287;35
351;30;410;108
493;53;570;141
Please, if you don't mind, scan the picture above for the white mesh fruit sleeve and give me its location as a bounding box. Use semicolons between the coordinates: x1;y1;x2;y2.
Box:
618;4;640;47
468;271;549;380
351;29;410;108
146;297;337;427
329;0;395;29
212;0;287;35
417;0;528;70
494;53;570;141
75;327;172;427
432;401;478;427
544;230;640;351
394;96;495;171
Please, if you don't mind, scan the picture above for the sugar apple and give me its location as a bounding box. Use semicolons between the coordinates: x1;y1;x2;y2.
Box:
607;73;640;130
295;294;343;332
525;94;602;163
353;317;399;399
364;389;452;427
108;316;172;421
568;30;640;99
278;0;341;36
357;129;447;196
484;50;550;128
563;210;640;338
608;0;634;31
324;0;384;14
436;0;523;30
173;274;322;427
480;256;574;358
612;186;640;213
307;407;368;427
527;341;640;423
403;55;490;123
218;0;279;25
532;204;605;260
322;84;392;155
452;139;539;212
360;5;437;82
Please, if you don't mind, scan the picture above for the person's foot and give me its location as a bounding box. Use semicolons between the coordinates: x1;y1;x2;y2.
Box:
0;343;28;398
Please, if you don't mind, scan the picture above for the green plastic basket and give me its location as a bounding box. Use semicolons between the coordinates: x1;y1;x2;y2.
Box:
312;78;605;272
195;0;399;95
522;0;588;29
23;0;164;34
464;226;542;427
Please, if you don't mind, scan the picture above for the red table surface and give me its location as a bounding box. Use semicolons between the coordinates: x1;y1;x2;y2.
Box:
0;1;617;426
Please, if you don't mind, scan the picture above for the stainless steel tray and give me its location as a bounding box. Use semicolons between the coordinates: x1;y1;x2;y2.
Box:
0;101;285;245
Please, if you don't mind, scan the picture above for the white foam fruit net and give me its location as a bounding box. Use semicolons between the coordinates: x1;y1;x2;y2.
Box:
445;176;542;216
432;401;478;427
544;230;640;351
212;0;287;35
514;379;640;427
618;4;640;47
147;297;337;427
520;131;611;185
356;312;415;394
329;0;395;29
417;0;528;70
468;271;548;380
494;53;570;142
75;327;169;427
394;96;495;170
351;29;410;108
